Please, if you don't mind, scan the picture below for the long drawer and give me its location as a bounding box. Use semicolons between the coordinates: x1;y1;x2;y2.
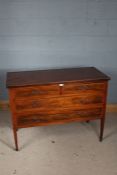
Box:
11;81;106;100
17;108;103;128
14;92;104;114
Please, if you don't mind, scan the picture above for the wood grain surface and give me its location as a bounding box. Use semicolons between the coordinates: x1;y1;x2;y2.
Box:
7;67;110;150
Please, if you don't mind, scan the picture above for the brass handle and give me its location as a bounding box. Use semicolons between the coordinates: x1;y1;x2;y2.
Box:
59;83;64;87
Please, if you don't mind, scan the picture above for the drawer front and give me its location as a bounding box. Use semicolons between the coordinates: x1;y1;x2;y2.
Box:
12;84;60;99
17;108;103;127
11;82;106;100
15;93;104;113
63;82;105;95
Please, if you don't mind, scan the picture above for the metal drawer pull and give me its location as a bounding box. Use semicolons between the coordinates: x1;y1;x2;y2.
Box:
59;84;64;87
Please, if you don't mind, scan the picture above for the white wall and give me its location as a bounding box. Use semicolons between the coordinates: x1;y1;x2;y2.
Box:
0;0;117;102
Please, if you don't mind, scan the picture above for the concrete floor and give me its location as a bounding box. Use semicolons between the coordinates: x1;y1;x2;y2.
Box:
0;111;117;175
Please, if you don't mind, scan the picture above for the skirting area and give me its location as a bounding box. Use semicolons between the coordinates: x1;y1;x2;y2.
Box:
0;110;117;175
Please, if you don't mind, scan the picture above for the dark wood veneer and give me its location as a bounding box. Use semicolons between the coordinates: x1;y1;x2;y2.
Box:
6;67;109;87
7;67;110;151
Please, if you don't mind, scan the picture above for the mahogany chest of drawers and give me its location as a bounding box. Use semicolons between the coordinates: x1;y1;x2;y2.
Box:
6;67;110;151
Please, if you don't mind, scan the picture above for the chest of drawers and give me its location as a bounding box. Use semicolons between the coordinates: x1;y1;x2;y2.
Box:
6;67;110;151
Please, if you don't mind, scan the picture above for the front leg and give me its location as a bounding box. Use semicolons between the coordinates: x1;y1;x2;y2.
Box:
100;118;105;142
13;127;19;151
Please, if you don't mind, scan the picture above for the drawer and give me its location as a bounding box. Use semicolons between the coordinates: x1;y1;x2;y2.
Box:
15;93;104;113
12;84;60;99
63;82;106;95
17;108;103;127
10;81;106;100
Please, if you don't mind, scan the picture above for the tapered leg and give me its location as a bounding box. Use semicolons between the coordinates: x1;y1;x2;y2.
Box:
100;118;105;142
13;127;19;151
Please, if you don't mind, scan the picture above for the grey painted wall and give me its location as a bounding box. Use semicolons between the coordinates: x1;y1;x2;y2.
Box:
0;0;117;103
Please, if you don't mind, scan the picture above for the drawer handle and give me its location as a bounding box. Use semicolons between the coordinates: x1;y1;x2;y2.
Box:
59;84;64;87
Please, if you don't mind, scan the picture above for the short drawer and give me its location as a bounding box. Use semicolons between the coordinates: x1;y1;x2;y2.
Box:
12;84;60;99
15;93;104;113
63;82;106;95
17;108;103;127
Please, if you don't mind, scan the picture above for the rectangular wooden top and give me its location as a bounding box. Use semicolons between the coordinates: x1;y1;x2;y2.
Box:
6;67;110;88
